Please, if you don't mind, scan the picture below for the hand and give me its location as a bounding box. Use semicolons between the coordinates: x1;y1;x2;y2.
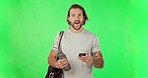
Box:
55;59;69;69
78;53;92;64
91;51;104;68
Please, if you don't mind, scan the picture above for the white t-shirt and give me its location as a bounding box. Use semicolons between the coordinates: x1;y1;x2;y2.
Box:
52;28;100;78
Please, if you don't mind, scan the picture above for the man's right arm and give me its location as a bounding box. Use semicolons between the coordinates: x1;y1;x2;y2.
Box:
48;49;68;69
48;49;58;68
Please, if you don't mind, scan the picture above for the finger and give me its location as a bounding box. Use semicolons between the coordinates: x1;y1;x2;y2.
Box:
81;56;86;58
81;57;85;61
60;59;67;61
96;52;99;56
58;59;66;63
81;56;89;59
62;60;68;65
86;53;89;55
57;60;60;62
78;57;81;60
56;62;63;68
78;57;84;61
59;65;63;69
63;62;68;67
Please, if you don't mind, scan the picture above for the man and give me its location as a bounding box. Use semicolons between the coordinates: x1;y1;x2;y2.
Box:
48;4;104;78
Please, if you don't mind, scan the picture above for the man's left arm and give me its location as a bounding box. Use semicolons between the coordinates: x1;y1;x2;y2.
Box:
90;51;104;69
78;36;104;69
78;51;104;69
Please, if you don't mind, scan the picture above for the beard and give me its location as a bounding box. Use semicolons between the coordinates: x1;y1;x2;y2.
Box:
70;20;83;30
71;24;83;30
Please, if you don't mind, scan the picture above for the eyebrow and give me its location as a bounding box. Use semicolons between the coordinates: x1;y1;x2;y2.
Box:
71;13;82;15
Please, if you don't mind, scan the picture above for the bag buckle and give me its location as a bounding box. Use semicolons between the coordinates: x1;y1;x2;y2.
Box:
49;72;54;78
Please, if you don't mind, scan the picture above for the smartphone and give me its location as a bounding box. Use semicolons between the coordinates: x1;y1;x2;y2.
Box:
79;53;86;57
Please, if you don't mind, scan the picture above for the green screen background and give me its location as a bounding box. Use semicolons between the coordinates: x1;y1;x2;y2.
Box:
0;0;148;78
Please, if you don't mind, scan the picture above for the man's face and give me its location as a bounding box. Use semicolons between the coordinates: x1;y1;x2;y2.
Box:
68;8;84;30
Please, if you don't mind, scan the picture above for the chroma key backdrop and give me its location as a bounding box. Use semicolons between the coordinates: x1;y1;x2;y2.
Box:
0;0;148;78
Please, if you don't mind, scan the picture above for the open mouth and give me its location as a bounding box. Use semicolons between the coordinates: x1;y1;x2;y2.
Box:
74;20;80;24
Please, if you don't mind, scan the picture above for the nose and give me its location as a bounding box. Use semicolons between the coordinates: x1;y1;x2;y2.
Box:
75;15;79;20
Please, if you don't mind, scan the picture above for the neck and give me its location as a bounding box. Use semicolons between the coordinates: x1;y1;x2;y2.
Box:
69;27;84;33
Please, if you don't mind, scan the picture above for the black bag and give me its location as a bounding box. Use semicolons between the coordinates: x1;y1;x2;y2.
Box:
45;66;63;78
45;31;64;78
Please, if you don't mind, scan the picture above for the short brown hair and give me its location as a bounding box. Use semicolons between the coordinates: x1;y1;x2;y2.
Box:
67;4;88;25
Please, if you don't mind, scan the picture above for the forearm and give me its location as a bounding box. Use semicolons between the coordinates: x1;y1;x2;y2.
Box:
91;51;104;68
91;56;104;68
48;55;57;68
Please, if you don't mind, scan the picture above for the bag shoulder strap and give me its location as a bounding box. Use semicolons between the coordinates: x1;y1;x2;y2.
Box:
57;31;64;49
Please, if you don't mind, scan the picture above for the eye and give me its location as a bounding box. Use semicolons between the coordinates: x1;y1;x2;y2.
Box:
71;14;75;17
78;13;81;16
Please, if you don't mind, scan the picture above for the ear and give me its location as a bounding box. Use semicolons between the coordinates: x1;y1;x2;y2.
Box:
68;17;70;21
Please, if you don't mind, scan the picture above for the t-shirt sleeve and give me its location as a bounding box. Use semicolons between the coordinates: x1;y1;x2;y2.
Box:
52;32;60;51
91;36;101;52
